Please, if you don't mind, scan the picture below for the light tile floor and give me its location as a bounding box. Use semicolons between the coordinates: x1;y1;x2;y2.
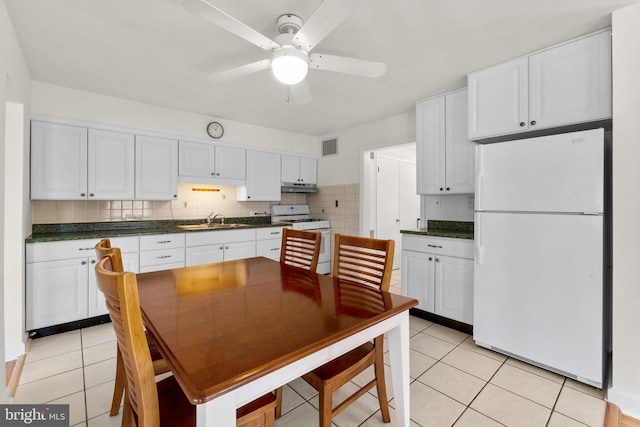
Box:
14;271;607;427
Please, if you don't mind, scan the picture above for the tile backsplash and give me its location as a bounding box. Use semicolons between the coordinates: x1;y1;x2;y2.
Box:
307;184;359;237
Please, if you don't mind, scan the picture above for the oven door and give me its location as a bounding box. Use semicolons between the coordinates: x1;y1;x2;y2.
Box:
316;228;331;274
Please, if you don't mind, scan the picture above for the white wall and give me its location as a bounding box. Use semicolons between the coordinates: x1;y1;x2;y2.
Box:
608;2;640;418
317;111;416;186
31;82;317;156
0;0;32;401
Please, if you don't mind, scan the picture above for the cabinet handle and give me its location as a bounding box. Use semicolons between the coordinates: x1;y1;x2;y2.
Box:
211;172;215;176
89;193;95;197
530;120;537;126
80;193;86;197
439;187;444;191
427;244;443;249
435;258;440;262
300;179;304;182
271;248;278;251
216;173;220;176
156;255;171;259
157;240;171;244
90;259;96;264
446;187;450;191
225;246;229;250
78;247;93;251
428;257;433;261
519;122;525;127
81;261;87;265
270;232;279;235
219;246;224;250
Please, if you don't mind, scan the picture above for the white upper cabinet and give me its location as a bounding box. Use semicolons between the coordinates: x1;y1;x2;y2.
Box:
238;150;281;201
179;141;245;183
31;121;88;200
281;155;317;184
468;30;611;140
135;135;178;200
417;89;475;195
88;129;135;200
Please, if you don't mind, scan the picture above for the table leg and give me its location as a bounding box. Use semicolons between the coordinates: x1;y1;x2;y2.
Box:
196;392;236;427
387;311;411;427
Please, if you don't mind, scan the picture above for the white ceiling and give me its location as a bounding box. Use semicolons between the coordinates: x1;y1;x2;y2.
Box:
5;0;637;137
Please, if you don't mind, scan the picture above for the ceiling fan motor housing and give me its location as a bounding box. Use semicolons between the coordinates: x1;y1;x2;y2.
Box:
277;14;303;34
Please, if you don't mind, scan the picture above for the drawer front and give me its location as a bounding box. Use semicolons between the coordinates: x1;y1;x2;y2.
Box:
256;227;286;241
139;247;185;267
140;261;185;273
402;234;473;259
186;229;255;247
256;239;281;260
27;236;139;262
139;233;185;251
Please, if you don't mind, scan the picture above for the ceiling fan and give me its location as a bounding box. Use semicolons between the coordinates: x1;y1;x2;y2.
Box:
183;0;387;104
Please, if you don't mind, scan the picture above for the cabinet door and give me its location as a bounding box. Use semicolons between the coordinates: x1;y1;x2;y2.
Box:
416;96;446;194
215;146;246;180
135;135;178;200
468;57;529;140
179;140;215;178
445;89;475;194
529;31;611;130
88;129;135;200
299;157;317;184
434;256;474;324
88;253;139;317
31;121;88;200
224;241;256;261
241;151;281;201
26;258;89;329
186;245;224;267
401;250;435;312
256;239;281;260
281;155;300;183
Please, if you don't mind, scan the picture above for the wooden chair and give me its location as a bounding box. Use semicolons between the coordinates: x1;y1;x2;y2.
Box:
302;234;395;427
94;255;277;427
94;239;170;418
279;228;322;272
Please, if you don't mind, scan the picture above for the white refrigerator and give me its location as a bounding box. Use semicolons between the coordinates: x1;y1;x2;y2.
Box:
474;128;607;388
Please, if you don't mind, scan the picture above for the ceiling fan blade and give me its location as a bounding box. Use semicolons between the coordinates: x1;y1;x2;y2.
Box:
309;53;386;78
292;0;360;52
183;0;279;51
208;59;271;82
290;81;312;105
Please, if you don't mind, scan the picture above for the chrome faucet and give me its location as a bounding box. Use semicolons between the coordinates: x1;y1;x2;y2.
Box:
207;212;225;224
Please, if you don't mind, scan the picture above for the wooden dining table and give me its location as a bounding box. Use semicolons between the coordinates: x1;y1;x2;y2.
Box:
136;256;418;427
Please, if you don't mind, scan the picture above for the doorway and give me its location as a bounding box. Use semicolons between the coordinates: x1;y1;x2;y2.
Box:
362;144;420;269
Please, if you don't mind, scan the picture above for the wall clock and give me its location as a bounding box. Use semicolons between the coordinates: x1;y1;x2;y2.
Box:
206;121;224;139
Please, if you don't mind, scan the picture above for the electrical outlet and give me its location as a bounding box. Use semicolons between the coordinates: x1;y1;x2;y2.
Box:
434;197;441;208
335;200;339;208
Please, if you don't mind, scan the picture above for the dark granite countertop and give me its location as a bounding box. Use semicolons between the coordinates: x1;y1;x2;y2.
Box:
26;217;289;243
401;220;474;240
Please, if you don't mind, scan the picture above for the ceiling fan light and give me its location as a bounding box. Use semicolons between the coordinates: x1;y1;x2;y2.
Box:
271;47;308;85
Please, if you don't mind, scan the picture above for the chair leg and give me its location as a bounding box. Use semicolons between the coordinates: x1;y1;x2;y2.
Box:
275;387;283;419
319;387;333;427
110;348;126;416
374;337;391;423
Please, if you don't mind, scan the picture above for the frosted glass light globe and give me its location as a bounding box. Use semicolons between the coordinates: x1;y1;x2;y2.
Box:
272;46;308;85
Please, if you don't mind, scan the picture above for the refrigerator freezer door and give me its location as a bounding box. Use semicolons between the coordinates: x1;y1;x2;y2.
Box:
476;128;604;214
474;211;603;386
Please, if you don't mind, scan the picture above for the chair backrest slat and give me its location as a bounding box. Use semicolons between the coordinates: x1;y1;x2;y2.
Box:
280;228;322;273
332;234;394;291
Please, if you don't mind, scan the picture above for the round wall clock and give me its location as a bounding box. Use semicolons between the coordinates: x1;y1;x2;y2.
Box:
206;121;224;139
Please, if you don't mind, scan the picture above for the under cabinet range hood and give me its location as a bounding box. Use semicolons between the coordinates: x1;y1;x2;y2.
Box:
281;182;318;193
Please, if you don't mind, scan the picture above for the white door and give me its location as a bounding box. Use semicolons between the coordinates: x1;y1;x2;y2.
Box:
136;135;178;200
281;155;300;183
186;245;224;267
467;57;529;140
244;150;281;201
416;96;445;194
299;157;317;184
529;31;611;130
224;241;256;261
179;140;215;178
445;89;475;194
476;129;604;213
376;155;401;269
434;255;473;324
215;146;246;180
26;258;89;329
474;211;603;385
401;250;435;312
88;129;135;200
31;121;88;200
399;161;420;232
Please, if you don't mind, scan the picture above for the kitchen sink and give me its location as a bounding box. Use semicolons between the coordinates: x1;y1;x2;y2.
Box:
177;223;252;230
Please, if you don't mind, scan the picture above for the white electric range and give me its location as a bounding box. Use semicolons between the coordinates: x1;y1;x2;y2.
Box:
271;204;331;274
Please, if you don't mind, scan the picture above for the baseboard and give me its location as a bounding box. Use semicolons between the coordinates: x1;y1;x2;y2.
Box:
609;388;640;421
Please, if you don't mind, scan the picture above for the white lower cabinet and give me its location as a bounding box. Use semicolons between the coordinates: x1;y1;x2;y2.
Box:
186;229;256;266
256;227;286;261
26;236;139;330
139;233;185;273
401;234;474;324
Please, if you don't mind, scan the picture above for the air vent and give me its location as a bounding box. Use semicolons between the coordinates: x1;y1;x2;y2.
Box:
322;138;338;156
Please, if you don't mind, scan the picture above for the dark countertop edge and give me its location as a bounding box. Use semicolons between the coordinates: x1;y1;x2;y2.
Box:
26;221;291;243
400;228;474;240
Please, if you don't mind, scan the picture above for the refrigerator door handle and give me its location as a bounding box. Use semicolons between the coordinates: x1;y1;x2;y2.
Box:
475;214;483;265
475;146;483;210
